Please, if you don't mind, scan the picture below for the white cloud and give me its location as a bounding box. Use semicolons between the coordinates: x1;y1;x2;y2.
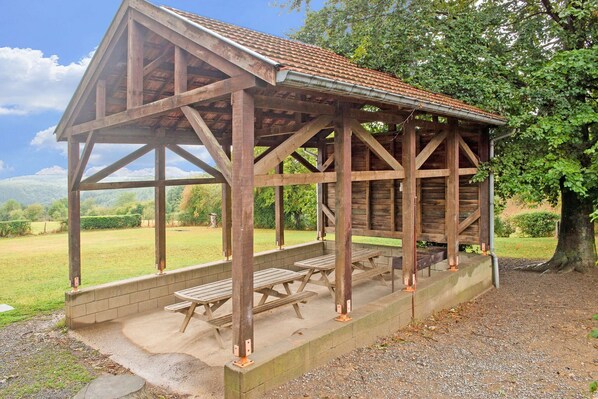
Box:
0;47;92;115
35;165;68;176
0;160;5;172
30;125;67;155
84;166;199;180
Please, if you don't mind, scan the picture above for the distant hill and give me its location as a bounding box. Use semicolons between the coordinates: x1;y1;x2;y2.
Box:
0;168;201;206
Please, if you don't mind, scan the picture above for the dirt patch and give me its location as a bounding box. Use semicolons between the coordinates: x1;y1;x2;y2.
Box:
268;258;598;399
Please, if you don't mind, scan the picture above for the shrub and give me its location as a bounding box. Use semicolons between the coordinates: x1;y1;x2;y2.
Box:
0;220;31;237
511;211;559;237
494;216;515;238
78;214;142;230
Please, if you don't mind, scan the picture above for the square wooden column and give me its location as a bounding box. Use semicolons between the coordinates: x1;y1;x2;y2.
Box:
401;118;416;290
155;144;166;273
68;140;81;290
478;128;490;254
275;162;285;249
222;143;232;260
446;118;460;270
334;106;352;319
231;89;255;364
316;138;327;240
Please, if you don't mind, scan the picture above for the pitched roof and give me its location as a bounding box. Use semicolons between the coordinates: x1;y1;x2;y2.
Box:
164;6;506;125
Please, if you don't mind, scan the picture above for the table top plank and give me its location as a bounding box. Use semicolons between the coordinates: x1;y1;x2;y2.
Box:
294;249;381;271
175;268;301;304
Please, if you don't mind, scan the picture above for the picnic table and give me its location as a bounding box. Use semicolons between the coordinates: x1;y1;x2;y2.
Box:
294;249;386;297
165;268;315;347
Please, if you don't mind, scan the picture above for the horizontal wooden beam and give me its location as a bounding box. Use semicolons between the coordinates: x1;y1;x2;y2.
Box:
80;177;222;191
325;226;479;244
417;169;449;178
459;167;479;175
254;169;405;187
69;74;257;136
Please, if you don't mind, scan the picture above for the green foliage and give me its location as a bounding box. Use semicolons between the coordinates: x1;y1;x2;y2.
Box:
590;329;598;339
0;220;31;237
511;212;560;237
24;203;45;221
593;314;598;321
0;199;22;221
494;215;515;238
47;198;68;221
590;380;598;394
167;185;184;213
179;184;222;225
78;214;142;230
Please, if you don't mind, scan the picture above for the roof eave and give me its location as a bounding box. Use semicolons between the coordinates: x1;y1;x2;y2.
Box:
276;70;507;127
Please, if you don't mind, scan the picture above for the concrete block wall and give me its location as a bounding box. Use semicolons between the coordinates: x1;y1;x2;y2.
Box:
65;241;324;329
224;256;492;399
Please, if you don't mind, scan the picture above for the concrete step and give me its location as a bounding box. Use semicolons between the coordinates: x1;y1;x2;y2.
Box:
74;374;146;399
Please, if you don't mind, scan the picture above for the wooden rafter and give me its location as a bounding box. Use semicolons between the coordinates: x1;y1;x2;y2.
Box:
415;130;447;169
350;120;403;171
127;17;144;109
166;144;223;179
143;45;173;77
254;115;332;175
68;74;257;136
181;106;232;185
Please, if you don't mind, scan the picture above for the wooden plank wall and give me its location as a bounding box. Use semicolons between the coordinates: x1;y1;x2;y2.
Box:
324;126;484;245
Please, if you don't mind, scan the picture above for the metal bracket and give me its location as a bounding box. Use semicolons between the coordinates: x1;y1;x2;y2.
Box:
245;339;252;355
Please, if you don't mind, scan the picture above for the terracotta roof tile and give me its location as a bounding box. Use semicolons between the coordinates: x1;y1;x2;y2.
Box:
165;7;505;124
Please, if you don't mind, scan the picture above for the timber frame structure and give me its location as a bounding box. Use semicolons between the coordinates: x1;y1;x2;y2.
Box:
55;0;506;364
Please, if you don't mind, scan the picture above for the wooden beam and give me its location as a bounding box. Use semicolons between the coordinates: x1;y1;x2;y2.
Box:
81;144;154;184
446;118;460;270
155;144;166;273
68;140;81;289
316;139;327;240
350;120;403;171
174;46;187;94
166;144;223;179
275;162;285;249
291;151;319;173
458;168;479;175
458;133;480;167
70;132;95;192
254;95;335;115
334;105;352;317
127;17;144;109
222;144;232;259
401;118;417;290
478;128;490;249
143;45;173;77
417;169;449;178
254;115;332;175
79;177;222;191
365;149;371;230
254;169;405;187
181;106;233;185
231;90;255;360
459;208;481;234
69;74;257;136
350;109;405;124
415;131;447;169
321;152;334;172
95;79;106;120
321;203;336;225
390;138;397;231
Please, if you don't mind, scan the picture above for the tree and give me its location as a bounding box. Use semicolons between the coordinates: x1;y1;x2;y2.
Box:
24;203;45;221
284;0;597;272
0;200;22;221
179;184;222;225
47;198;68;221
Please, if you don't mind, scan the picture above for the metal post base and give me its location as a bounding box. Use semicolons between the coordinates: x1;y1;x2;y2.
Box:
335;314;352;322
233;356;254;368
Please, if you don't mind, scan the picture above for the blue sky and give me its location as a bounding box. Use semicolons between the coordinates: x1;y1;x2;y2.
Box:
0;0;321;179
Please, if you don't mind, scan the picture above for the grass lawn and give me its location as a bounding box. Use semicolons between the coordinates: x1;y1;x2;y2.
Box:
30;221;62;235
1;225;592;328
0;226;316;327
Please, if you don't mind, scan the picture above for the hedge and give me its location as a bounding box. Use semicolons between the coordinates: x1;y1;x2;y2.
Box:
0;220;31;237
494;215;515;238
512;211;559;237
79;214;142;230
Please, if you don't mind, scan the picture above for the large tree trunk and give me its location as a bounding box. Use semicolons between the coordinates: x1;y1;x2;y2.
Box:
523;187;597;273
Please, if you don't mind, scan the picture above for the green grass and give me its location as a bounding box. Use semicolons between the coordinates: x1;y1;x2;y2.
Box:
0;226;315;327
30;221;62;235
494;237;558;260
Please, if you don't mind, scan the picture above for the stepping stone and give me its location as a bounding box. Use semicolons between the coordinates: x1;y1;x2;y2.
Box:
74;374;146;399
0;304;14;313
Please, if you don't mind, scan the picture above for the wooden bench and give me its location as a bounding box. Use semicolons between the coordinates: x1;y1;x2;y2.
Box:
391;247;448;292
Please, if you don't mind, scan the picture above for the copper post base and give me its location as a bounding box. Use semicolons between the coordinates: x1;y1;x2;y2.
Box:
233;356;254;368
335;314;352;322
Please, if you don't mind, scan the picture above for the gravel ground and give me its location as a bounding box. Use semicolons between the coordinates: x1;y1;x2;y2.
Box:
268;258;598;399
1;258;596;398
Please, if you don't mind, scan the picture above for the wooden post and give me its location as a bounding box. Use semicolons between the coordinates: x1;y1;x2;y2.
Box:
390;138;396;231
155;144;166;273
127;17;143;109
231;89;255;366
334;105;352;320
478;128;490;254
316;138;327;240
401;118;416;290
222;143;232;259
446;118;460;270
275;162;285;249
68;140;81;290
415;132;423;237
365;148;371;230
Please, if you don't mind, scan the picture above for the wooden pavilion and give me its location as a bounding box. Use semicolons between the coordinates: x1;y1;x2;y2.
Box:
55;0;506;366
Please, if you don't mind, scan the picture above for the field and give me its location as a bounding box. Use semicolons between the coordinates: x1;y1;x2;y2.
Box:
0;226;570;327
